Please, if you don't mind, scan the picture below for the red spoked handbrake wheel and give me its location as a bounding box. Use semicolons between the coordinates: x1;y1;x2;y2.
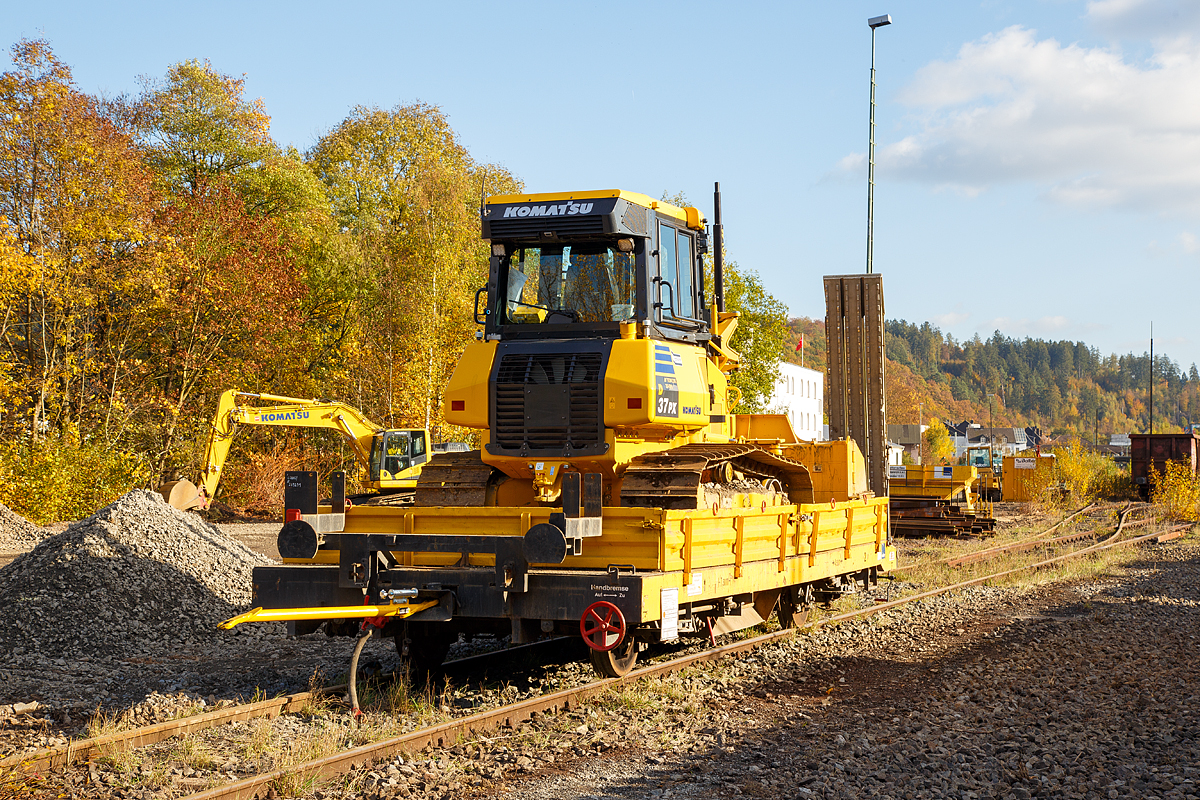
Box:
580;601;626;652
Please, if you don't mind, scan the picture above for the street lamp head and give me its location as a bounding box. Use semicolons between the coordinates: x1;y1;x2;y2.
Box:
868;14;892;28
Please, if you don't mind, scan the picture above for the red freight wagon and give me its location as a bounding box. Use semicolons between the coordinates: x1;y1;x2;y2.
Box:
1130;432;1200;500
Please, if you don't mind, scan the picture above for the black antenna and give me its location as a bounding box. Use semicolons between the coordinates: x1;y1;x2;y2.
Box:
713;181;725;313
479;172;487;220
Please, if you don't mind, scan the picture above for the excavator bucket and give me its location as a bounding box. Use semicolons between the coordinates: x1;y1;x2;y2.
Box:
158;479;207;511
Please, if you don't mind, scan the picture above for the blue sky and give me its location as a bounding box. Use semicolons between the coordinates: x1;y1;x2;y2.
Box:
8;0;1200;370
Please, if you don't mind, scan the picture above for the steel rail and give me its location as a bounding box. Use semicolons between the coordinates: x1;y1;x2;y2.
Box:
936;502;1099;565
945;504;1151;567
938;501;1152;567
2;690;326;776
180;519;1190;800
946;526;1105;567
5;637;568;776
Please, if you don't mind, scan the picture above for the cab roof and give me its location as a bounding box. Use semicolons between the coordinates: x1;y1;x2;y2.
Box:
485;189;704;230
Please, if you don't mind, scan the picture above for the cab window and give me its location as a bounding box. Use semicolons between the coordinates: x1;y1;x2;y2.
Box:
657;222;676;313
383;431;411;475
657;223;696;320
503;244;636;325
676;230;694;318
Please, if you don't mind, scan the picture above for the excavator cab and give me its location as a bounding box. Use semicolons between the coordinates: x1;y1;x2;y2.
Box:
370;430;429;481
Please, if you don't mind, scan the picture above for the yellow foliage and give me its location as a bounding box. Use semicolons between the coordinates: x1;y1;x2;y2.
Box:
0;437;150;524
1149;460;1200;522
923;418;955;464
1027;438;1131;508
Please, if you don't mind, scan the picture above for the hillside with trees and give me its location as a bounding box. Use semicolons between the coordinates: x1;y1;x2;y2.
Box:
783;316;1198;442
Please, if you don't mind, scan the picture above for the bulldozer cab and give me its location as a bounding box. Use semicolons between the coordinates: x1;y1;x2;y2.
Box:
481;191;708;343
370;429;428;481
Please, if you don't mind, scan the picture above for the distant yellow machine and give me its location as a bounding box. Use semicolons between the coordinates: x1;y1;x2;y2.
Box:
888;464;995;536
966;445;1003;501
223;187;895;678
158;390;433;510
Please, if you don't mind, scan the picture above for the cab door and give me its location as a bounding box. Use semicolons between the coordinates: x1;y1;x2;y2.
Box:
654;220;700;329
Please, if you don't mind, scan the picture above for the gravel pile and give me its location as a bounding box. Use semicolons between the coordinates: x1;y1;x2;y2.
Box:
0;501;44;550
0;490;271;658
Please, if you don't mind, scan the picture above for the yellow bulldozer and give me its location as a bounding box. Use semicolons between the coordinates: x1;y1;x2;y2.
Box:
221;187;894;678
159;390;441;511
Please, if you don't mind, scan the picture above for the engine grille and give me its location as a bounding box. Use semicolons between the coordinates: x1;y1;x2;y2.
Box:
487;215;606;239
494;352;604;455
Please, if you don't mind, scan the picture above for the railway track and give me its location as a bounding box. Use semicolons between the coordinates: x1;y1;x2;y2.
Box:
934;501;1144;567
0;637;578;777
6;512;1188;800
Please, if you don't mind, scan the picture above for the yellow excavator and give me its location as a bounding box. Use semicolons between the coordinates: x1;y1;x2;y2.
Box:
158;390;436;510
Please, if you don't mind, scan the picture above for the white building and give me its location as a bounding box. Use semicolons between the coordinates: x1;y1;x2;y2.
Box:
767;362;824;441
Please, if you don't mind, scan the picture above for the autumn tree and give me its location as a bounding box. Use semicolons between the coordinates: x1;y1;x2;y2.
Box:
0;38;159;443
134;59;343;474
924;418;955;464
308;103;520;438
140;59;273;197
721;261;789;412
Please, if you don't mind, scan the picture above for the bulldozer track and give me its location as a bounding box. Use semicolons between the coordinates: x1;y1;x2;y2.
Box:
619;443;815;509
413;450;496;507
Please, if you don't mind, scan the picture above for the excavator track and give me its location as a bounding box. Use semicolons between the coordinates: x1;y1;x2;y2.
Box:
619;443;815;509
413;450;497;507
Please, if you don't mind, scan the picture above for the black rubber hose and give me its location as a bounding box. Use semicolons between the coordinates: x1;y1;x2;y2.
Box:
349;627;373;722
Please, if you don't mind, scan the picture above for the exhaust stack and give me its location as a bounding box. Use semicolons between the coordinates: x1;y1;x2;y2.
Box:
712;182;725;313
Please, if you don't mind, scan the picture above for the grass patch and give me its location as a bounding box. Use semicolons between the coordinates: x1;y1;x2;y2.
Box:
171;737;219;771
891;503;1165;593
84;706;133;741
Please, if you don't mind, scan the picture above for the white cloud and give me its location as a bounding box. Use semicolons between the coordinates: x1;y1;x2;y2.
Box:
1180;231;1200;253
1088;0;1200;38
837;152;865;173
931;311;971;327
981;316;1084;337
872;24;1200;215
